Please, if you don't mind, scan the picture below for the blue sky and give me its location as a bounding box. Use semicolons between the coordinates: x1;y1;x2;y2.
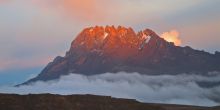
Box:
0;0;220;85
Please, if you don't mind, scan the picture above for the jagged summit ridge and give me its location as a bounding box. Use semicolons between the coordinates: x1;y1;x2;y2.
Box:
20;26;220;85
71;25;161;48
67;25;168;56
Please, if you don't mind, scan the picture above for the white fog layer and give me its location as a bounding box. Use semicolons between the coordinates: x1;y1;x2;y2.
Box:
0;72;220;107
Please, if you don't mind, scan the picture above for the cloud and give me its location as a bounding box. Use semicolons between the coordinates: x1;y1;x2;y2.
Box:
0;72;220;107
32;0;112;22
32;0;206;24
160;30;182;46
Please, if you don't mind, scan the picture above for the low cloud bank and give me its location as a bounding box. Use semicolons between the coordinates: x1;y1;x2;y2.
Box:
0;72;220;106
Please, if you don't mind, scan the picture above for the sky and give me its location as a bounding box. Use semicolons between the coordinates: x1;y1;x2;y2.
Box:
0;0;220;85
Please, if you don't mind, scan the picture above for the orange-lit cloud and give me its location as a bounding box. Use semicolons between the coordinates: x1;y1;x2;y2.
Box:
161;30;182;46
62;0;103;21
33;0;109;22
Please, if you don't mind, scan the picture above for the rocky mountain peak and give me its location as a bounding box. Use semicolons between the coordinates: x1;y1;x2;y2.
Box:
69;26;164;54
19;26;220;86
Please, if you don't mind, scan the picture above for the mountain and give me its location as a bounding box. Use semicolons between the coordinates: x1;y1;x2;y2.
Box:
21;26;220;85
0;93;216;110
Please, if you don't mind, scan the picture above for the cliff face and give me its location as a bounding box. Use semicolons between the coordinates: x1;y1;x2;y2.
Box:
22;26;220;85
0;94;214;110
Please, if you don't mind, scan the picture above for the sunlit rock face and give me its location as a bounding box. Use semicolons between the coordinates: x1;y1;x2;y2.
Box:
66;26;167;72
21;26;220;85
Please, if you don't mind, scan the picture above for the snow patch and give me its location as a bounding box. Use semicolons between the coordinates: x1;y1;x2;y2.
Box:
141;31;152;44
142;31;147;39
139;32;152;50
80;42;85;45
103;32;108;39
145;36;151;44
91;49;101;53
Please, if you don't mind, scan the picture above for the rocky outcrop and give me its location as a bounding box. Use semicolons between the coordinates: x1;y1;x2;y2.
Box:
20;26;220;85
